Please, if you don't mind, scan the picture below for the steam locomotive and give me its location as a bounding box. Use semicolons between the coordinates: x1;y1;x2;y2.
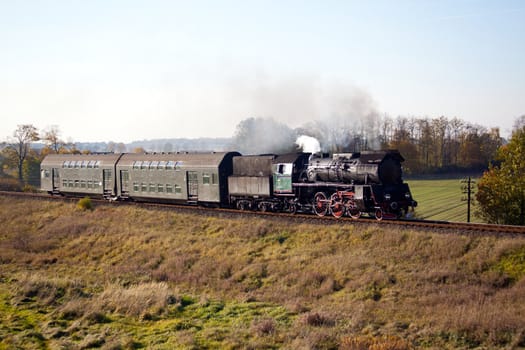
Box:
40;150;417;220
229;150;417;219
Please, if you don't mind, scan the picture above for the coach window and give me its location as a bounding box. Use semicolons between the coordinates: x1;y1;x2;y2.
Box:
150;161;159;170
166;184;173;193
133;182;139;192
157;184;164;192
212;173;218;185
166;161;175;170
149;183;156;192
175;161;181;171
62;179;67;187
202;173;210;185
141;183;147;192
133;161;140;170
62;161;67;168
94;161;101;169
141;161;149;170
174;184;182;194
158;161;166;170
80;161;87;168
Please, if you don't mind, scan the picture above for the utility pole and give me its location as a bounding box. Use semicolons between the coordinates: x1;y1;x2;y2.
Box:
461;177;476;223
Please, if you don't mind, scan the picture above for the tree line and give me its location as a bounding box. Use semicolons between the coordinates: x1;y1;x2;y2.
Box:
232;115;502;175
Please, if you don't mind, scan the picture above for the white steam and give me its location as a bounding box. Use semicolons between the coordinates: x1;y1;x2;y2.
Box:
296;135;321;154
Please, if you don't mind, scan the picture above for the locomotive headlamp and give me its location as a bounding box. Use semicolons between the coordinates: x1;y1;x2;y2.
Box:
384;194;391;200
405;193;411;199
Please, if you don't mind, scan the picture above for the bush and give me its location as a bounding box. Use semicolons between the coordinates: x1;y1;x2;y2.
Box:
76;197;93;211
0;177;22;191
22;184;38;193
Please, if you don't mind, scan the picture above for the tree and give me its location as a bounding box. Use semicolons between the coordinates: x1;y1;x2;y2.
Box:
476;122;525;225
7;125;39;184
23;152;41;187
132;147;146;153
42;125;64;153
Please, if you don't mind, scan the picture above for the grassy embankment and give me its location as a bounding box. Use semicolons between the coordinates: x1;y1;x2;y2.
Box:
1;196;525;349
407;178;483;223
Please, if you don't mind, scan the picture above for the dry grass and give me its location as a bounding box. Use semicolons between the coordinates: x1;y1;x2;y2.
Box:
1;196;525;349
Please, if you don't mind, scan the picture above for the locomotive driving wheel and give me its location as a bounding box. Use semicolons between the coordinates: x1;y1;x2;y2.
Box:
330;193;345;218
313;192;329;217
374;208;383;221
347;200;361;219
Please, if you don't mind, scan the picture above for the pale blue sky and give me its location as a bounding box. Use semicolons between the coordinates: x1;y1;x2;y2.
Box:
1;0;524;142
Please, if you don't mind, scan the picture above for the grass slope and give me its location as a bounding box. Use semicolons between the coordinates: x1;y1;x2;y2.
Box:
407;179;482;223
1;197;525;349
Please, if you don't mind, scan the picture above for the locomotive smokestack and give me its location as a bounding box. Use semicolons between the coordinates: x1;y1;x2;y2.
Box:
296;135;321;154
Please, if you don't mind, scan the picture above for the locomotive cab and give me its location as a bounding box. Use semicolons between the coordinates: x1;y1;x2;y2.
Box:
272;153;311;195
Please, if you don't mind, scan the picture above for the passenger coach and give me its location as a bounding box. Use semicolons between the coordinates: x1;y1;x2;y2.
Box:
40;153;122;198
114;152;240;205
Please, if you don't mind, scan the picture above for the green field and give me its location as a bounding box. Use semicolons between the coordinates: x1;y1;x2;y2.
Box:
406;178;482;223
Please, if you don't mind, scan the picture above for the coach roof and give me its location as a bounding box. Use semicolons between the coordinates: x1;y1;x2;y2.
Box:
118;152;240;167
41;153;122;167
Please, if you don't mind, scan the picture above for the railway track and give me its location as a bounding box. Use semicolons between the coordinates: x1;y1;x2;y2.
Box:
2;190;525;236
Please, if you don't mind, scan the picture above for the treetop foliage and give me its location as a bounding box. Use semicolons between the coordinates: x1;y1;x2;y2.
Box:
476;117;525;225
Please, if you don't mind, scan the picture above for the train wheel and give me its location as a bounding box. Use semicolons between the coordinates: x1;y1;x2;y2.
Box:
346;200;361;219
237;200;250;211
374;208;383;221
258;202;268;212
348;208;361;219
313;192;328;217
287;201;297;214
330;193;344;218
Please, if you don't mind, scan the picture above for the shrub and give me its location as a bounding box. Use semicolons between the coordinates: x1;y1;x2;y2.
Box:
22;184;38;193
0;177;21;191
252;317;276;336
76;196;93;211
302;312;336;327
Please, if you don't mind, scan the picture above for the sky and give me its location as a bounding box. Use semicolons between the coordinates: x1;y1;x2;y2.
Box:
1;0;524;143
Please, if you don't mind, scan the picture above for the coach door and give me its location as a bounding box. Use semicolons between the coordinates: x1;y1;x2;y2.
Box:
52;168;60;191
187;171;198;202
120;170;130;198
103;169;113;197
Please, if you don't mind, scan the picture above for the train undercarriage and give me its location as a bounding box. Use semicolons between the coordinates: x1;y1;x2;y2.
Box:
230;182;417;220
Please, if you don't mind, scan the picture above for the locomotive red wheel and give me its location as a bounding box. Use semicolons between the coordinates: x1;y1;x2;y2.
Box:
313;192;328;217
330;193;345;218
375;208;383;221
